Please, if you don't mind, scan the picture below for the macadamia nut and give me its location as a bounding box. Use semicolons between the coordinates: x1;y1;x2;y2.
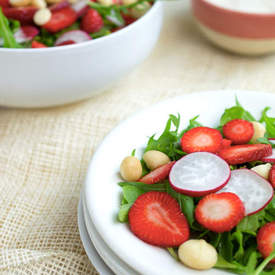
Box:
178;239;218;270
251;122;266;143
10;0;31;7
34;8;52;26
32;0;46;9
143;150;170;170
120;156;142;181
130;2;151;18
251;163;272;179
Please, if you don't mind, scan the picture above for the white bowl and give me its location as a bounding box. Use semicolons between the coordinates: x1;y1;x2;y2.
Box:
84;90;275;275
0;2;163;108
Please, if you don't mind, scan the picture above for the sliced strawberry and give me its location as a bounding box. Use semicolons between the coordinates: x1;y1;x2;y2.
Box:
139;161;175;184
269;164;275;188
223;119;254;145
181;127;222;154
43;7;77;33
257;222;275;263
219;144;272;165
220;138;232;150
81;8;103;33
195;192;245;233
49;0;70;12
0;0;10;8
129;191;190;247
56;39;75;46
31;40;47;48
122;14;136;25
3;7;37;24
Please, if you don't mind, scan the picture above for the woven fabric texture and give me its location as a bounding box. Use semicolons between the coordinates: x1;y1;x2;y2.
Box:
1;1;275;274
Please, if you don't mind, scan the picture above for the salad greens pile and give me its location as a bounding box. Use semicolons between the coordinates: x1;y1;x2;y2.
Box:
117;97;275;275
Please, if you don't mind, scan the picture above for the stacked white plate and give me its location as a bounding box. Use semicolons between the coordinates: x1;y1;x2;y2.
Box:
78;90;275;275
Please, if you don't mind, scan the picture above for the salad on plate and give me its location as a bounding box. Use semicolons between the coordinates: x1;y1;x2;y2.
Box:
0;0;152;48
117;98;275;274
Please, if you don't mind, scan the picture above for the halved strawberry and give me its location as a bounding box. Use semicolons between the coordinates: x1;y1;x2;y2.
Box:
269;164;275;188
220;138;232;150
257;222;275;263
129;191;190;246
223;119;254;145
139;161;175;184
219;144;272;165
31;40;47;48
195;192;245;233
3;7;37;24
43;7;77;33
0;0;10;8
181;127;222;154
81;8;103;33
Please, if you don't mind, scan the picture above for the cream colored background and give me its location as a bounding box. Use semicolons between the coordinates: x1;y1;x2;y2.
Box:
1;1;275;274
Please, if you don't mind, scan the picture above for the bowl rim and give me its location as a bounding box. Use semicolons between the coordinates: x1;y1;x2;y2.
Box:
199;0;275;18
0;0;161;53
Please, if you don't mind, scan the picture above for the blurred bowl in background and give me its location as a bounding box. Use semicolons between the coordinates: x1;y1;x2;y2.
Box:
0;1;163;108
192;0;275;55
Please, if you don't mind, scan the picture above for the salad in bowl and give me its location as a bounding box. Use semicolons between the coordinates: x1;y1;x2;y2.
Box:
0;0;153;48
117;98;275;274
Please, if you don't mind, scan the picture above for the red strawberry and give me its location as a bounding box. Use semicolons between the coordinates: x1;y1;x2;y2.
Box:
139;161;175;184
81;8;103;33
219;144;272;165
0;0;10;8
21;25;39;39
3;7;37;24
129;191;190;246
223;119;254;145
268;164;275;188
181;127;222;154
43;8;77;33
257;222;275;263
195;192;245;233
220;138;232;150
122;14;136;25
49;0;70;12
31;41;47;48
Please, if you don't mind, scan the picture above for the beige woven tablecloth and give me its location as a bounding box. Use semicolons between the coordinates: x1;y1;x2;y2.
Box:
1;1;275;274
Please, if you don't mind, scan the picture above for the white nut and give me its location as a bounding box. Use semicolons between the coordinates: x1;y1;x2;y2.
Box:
97;0;113;6
120;156;142;181
143;150;170;170
178;239;218;270
122;0;137;5
251;121;266;143
251;163;272;179
34;8;52;26
130;2;151;18
32;0;46;9
9;0;31;7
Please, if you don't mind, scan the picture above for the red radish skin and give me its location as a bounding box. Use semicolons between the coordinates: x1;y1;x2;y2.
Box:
169;152;231;197
218;169;274;216
49;0;70;12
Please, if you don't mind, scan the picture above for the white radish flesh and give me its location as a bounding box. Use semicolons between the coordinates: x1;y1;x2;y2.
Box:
218;169;274;215
169;152;231;197
262;139;275;162
55;30;91;46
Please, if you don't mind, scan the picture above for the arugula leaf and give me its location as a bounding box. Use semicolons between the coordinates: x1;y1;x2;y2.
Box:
118;203;131;222
215;254;245;274
0;8;21;48
122;185;144;203
235;96;256;121
232;230;244;261
118;181;166;191
90;27;111;39
245;252;259;275
254;244;275;275
260;107;275;138
219;232;234;262
145;114;183;160
237;211;266;235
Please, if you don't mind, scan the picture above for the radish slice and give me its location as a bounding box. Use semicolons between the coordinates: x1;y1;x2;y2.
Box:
262;139;275;162
218;169;274;216
55;30;91;46
50;0;70;12
169;152;231;197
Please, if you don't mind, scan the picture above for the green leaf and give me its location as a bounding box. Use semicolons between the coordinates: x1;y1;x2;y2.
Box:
219;232;234;262
260;107;275;138
167;247;179;262
122;185;144;204
245;252;258;275
179;115;202;137
237;211;266;234
215;254;245;273
118;181;166;192
254;244;275;275
118;203;132;222
145;114;183;160
0;8;21;48
90;27;111;39
235;97;256;122
232;230;244;261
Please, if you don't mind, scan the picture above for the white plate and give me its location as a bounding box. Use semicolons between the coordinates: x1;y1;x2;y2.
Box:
84;90;275;275
81;193;139;275
78;197;114;275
